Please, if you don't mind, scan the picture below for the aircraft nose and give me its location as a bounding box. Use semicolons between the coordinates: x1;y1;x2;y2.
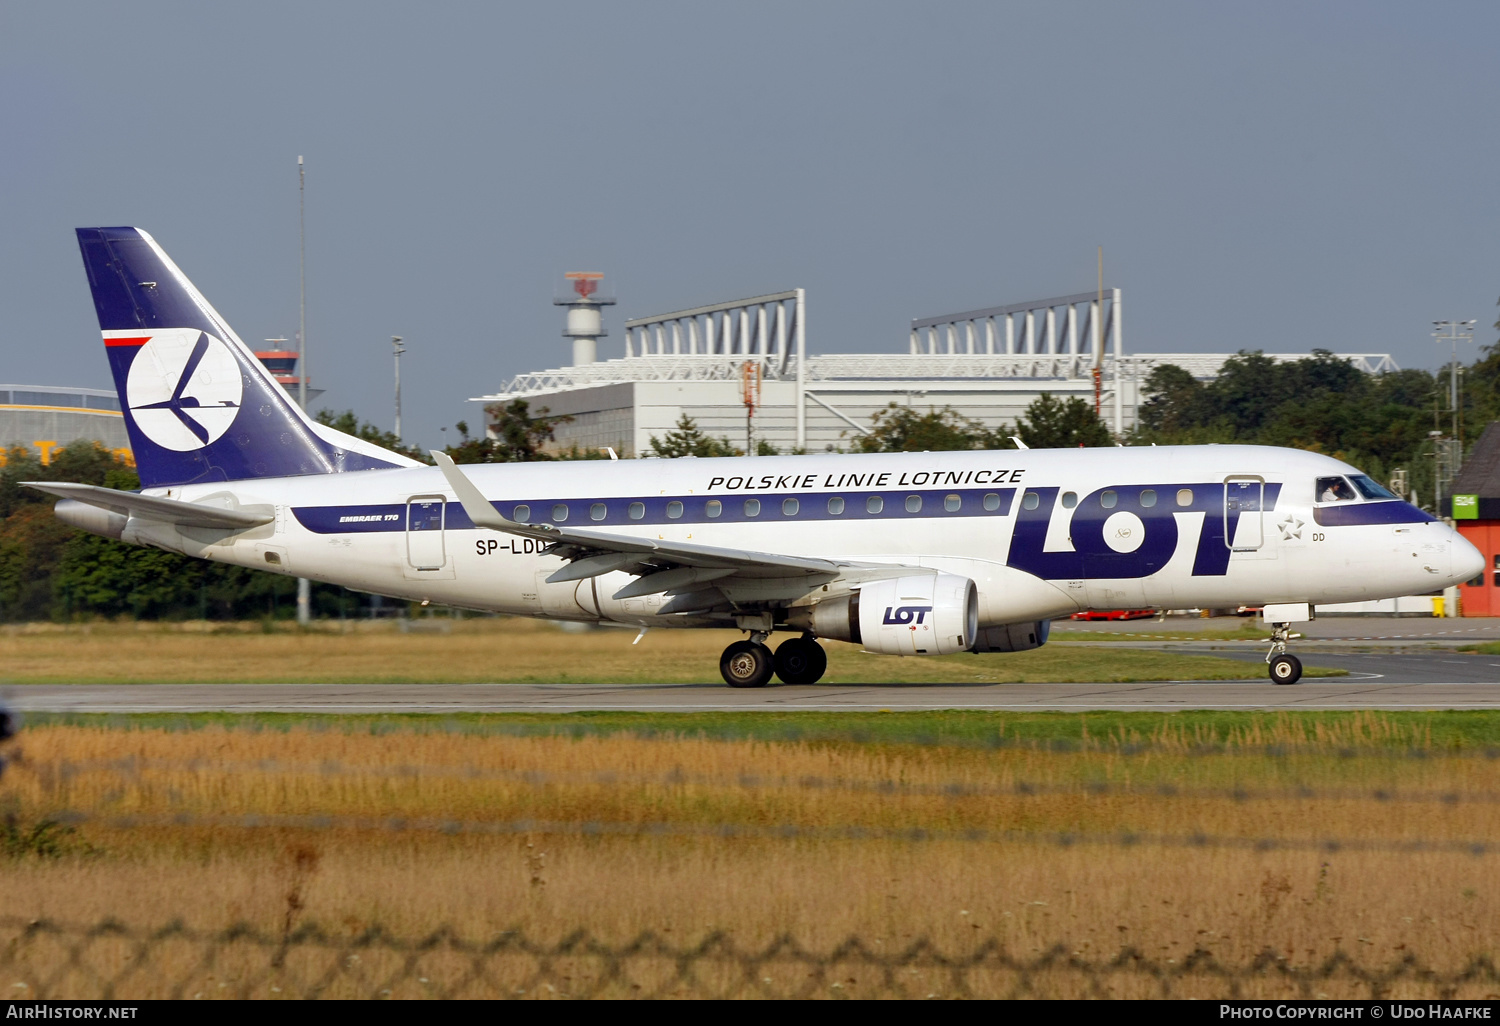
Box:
1453;529;1485;584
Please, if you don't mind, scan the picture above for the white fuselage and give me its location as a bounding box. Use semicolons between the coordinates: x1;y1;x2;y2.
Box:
128;445;1479;629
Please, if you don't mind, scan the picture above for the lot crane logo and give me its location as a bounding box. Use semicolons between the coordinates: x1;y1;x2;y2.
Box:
124;329;243;451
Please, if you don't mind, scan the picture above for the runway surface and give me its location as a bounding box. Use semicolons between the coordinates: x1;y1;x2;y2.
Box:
7;619;1497;713
8;666;1500;715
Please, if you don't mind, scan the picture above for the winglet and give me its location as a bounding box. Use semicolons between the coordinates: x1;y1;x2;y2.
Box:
1011;436;1029;450
430;451;511;531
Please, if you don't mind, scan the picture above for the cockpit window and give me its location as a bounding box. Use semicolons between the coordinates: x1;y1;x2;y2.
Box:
1316;476;1358;503
1350;474;1397;501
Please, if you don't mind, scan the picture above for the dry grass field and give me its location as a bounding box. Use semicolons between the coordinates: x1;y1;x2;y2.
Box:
0;618;1330;684
1;714;1496;998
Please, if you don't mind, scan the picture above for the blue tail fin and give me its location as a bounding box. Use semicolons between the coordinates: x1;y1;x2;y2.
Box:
75;227;414;488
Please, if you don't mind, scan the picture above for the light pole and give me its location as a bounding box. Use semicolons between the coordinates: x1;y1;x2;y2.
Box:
392;335;406;440
1429;320;1476;520
295;156;311;628
1432;320;1476;443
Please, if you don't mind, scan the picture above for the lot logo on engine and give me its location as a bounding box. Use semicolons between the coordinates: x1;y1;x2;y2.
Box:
882;605;932;625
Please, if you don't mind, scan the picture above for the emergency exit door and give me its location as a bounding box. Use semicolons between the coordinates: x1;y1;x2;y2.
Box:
1224;478;1263;551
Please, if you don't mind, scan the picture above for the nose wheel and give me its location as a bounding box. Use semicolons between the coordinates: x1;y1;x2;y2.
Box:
1265;622;1303;685
1269;653;1303;685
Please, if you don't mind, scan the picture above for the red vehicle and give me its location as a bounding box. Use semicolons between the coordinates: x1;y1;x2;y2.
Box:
1070;609;1157;621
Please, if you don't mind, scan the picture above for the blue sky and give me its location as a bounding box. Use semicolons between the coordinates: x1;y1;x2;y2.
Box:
2;1;1496;449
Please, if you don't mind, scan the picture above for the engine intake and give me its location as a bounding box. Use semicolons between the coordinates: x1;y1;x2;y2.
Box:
788;574;978;656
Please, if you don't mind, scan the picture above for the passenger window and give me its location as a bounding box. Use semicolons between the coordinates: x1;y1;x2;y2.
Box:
983;493;1001;511
628;502;644;520
1176;488;1193;507
944;494;961;512
828;497;845;515
745;498;761;517
905;495;922;513
1317;476;1358;503
706;500;722;518
551;504;568;522
590;503;606;521
513;504;531;522
866;495;883;514
1140;489;1157;508
1061;491;1077;509
1101;490;1117;509
1022;491;1040;511
666;500;683;519
783;497;799;515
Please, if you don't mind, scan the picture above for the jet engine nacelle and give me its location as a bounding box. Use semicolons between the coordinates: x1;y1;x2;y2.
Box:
971;619;1051;653
54;499;126;540
789;573;978;656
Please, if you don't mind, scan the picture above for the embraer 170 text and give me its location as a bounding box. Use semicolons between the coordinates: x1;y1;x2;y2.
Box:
30;228;1484;687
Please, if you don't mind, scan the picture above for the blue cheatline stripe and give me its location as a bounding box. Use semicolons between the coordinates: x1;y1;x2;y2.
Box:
1313;500;1434;528
291;487;1019;535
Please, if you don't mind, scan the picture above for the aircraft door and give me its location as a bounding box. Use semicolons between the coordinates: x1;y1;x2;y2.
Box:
1225;478;1263;551
404;496;454;579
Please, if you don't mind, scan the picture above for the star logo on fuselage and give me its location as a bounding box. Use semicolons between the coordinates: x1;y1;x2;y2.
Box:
1277;514;1304;540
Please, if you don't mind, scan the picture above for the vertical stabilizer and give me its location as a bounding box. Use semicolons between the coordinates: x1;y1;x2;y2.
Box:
75;227;412;487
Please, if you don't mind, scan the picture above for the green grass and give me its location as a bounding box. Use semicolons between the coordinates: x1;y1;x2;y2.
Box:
1461;642;1500;655
1050;624;1273;642
20;709;1500;751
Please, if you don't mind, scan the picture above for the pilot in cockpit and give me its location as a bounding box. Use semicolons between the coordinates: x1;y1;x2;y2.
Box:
1317;476;1359;503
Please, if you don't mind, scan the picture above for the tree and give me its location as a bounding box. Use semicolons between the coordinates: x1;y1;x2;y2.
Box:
314;410;430;463
442;401;572;463
1013;394;1113;448
853;404;990;453
648;415;738;458
1137;364;1206;435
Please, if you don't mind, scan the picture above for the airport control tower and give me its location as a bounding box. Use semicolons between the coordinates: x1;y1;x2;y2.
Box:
555;272;615;366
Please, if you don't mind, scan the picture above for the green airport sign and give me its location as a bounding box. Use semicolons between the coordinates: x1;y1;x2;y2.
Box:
1453;494;1479;520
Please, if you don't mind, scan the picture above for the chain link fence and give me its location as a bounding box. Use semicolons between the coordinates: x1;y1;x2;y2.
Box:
5;918;1500;1000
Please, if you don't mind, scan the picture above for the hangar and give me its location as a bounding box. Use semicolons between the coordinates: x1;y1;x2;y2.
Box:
0;384;131;464
472;282;1398;456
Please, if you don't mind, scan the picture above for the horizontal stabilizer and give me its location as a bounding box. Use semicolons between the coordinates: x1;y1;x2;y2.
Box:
23;481;273;530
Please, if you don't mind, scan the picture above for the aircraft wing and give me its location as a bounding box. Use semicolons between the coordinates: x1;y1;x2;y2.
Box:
432;453;891;596
22;481;273;530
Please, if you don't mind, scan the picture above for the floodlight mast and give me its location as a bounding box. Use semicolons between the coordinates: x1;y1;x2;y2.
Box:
1432;320;1476;444
296;156;310;627
393;335;406;440
1093;247;1103;419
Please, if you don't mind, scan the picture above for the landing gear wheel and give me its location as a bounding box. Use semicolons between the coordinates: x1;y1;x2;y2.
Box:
1269;653;1303;685
773;637;828;685
721;640;775;688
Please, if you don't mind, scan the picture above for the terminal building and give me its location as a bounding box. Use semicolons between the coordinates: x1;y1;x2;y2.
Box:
472;280;1398;456
0;384;131;464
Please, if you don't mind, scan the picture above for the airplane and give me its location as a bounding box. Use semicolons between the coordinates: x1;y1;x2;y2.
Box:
28;227;1485;688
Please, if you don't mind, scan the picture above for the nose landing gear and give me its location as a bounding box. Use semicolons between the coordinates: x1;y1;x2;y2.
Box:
718;633;829;687
1266;622;1303;685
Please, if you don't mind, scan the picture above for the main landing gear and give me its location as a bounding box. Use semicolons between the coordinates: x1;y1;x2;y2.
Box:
719;633;828;688
1265;622;1303;685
